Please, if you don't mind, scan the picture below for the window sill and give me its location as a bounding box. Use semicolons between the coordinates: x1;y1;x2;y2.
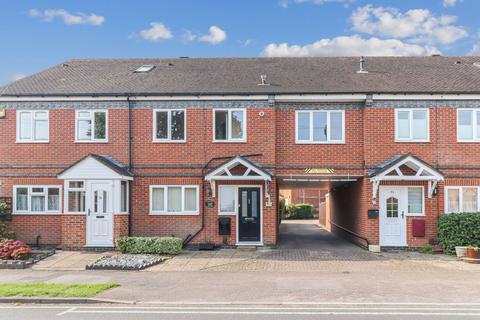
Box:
457;140;480;143
295;141;345;145
394;140;430;143
218;212;236;216
74;140;109;144
406;213;425;217
149;212;200;216
15;141;49;144
212;140;247;144
12;212;61;215
152;140;187;144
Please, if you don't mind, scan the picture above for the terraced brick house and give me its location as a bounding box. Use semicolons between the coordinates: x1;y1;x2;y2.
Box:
1;56;480;251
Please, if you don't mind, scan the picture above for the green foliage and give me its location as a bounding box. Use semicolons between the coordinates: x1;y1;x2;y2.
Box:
278;196;287;219
0;203;7;221
438;212;480;255
116;237;183;255
0;223;15;240
0;283;119;297
419;244;433;254
285;204;314;219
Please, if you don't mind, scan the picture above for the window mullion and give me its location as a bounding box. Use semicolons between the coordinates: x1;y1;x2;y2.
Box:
181;186;185;212
164;187;168;213
227;110;232;140
326;111;331;142
90;112;95;141
309;111;313;142
409;110;413;140
459;187;463;212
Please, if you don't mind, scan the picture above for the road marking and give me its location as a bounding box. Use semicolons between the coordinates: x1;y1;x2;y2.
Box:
56;307;76;316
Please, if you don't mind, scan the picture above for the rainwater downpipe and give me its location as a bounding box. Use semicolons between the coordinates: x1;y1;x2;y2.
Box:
127;95;133;236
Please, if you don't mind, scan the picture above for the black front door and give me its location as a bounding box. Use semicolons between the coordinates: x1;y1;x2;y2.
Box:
238;187;261;242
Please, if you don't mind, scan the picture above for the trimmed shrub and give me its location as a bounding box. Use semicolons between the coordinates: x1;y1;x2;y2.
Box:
0;223;15;240
0;239;32;260
116;237;183;255
286;204;314;219
438;212;480;255
278;196;287;219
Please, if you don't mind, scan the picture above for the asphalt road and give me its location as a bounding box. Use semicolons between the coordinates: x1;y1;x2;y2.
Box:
1;303;480;320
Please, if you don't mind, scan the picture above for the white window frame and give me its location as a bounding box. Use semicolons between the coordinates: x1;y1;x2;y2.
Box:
75;110;108;143
152;109;187;143
457;109;480;142
218;185;238;215
120;180;129;214
444;186;480;213
16;110;49;143
149;185;199;215
64;180;86;214
213;109;247;143
394;109;430;142
406;186;425;216
13;185;62;215
295;110;345;144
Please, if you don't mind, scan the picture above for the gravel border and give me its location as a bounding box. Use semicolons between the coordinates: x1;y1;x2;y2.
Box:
0;249;56;269
86;254;167;271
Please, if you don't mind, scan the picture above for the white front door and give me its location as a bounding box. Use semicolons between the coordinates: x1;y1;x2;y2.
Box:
379;186;407;246
86;181;114;247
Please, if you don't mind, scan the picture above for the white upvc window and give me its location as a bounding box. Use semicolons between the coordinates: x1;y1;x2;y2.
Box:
395;109;429;142
407;186;424;216
213;109;246;142
295;110;345;144
218;185;237;215
120;181;129;213
75;110;108;142
457;109;480;142
65;180;86;213
445;186;480;213
16;110;49;143
149;185;199;215
153;109;186;142
13;185;61;214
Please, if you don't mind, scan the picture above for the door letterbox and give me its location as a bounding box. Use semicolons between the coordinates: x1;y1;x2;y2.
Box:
218;217;231;236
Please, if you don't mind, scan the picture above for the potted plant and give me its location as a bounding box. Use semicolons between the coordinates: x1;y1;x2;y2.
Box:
466;246;480;259
455;246;468;258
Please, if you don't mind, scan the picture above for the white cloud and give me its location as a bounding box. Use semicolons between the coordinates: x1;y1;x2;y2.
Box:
350;5;467;45
139;22;173;42
11;74;27;81
261;35;440;57
443;0;458;7
469;43;480;55
29;8;105;26
280;0;355;8
198;26;227;45
184;26;227;45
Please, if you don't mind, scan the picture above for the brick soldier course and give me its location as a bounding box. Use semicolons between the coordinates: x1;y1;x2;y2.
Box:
1;56;480;251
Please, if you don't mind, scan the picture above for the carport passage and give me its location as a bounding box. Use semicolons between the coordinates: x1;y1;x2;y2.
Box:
278;220;376;260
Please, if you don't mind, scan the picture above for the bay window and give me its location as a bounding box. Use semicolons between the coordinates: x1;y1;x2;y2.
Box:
16;110;49;142
153;109;186;142
395;109;429;142
445;187;480;213
213;109;246;142
150;185;199;215
75;110;107;142
457;109;480;142
296;110;344;143
13;186;61;214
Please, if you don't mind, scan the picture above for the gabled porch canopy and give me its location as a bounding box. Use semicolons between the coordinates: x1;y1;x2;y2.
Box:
369;154;443;203
205;156;272;199
58;154;133;180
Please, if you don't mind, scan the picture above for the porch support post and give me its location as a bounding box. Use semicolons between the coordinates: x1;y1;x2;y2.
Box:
427;180;438;198
371;180;380;204
210;180;216;198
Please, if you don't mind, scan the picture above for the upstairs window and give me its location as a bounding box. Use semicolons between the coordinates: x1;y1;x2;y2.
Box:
296;110;344;144
395;109;429;142
76;110;107;142
153;109;186;142
214;109;246;142
13;186;61;214
457;109;480;142
16;110;49;142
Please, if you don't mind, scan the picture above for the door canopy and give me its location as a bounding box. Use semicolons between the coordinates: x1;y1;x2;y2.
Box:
205;156;272;200
369;154;443;203
57;154;133;180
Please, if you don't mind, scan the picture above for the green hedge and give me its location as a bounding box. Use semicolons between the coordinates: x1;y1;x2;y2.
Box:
116;237;183;255
438;212;480;254
286;204;314;219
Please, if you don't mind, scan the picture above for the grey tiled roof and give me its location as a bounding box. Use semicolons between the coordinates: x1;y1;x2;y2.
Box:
2;56;480;96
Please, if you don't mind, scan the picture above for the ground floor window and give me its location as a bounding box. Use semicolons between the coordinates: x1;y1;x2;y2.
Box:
219;186;236;215
445;186;479;213
120;181;129;213
149;185;198;215
407;187;424;215
13;186;61;214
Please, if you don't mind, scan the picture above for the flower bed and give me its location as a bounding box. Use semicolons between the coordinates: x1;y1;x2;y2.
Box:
86;254;166;271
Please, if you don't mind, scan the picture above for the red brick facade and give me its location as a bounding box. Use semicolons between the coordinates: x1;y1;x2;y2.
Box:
0;102;477;249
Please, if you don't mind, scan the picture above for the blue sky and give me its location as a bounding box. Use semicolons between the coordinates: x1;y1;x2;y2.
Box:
0;0;479;84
